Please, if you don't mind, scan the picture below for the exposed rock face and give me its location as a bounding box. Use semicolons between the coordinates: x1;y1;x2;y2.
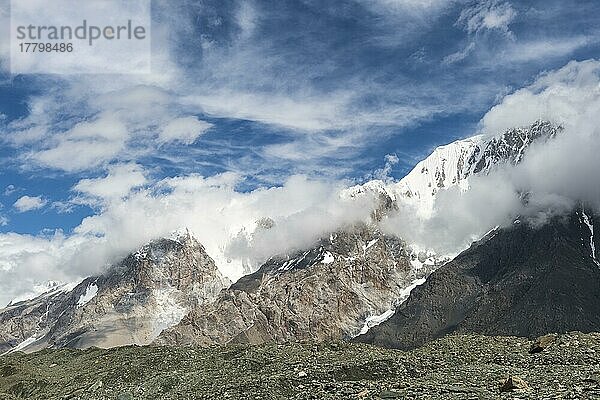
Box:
156;223;440;346
0;231;230;353
0;121;572;353
357;209;600;349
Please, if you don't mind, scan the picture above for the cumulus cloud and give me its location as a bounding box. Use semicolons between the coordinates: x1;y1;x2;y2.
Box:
13;196;48;212
158;117;212;145
481;59;600;134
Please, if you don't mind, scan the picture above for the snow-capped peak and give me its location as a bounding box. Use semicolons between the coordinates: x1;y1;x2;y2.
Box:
387;120;561;218
393;135;483;217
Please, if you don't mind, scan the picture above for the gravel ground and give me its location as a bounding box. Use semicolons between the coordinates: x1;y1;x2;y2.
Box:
0;332;599;399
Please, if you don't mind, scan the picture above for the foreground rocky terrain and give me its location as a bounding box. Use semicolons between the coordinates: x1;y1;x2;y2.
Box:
1;332;599;399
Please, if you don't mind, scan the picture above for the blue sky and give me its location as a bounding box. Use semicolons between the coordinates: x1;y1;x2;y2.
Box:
1;0;599;236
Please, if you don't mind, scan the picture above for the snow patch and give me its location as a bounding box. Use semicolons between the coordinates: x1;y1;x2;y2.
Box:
150;287;188;340
392;136;483;218
362;239;379;254
278;251;310;272
356;277;427;336
358;309;395;336
398;277;427;303
7;279;82;307
321;251;335;264
408;245;438;270
582;210;600;267
1;335;40;355
168;227;192;243
77;283;98;307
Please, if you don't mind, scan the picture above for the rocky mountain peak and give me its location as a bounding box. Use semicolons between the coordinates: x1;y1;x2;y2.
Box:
0;230;230;354
156;221;444;347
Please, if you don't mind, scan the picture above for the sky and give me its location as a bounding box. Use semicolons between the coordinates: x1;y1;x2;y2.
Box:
0;0;599;305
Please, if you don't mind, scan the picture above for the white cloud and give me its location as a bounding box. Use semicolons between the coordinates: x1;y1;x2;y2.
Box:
158;117;212;145
444;1;517;65
183;91;354;132
13;196;48;212
72;163;148;203
457;0;517;35
481;59;600;134
366;154;400;182
3;185;17;196
0;174;379;306
2;59;600;306
29;114;129;172
0;216;7;226
500;36;594;64
362;0;456;15
1;0;504;177
442;42;475;64
0;0;9;73
236;1;258;40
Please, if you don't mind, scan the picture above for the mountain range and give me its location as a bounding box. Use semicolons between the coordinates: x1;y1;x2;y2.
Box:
2;120;597;354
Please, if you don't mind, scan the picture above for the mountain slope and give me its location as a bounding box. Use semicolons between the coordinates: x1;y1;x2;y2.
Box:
0;231;230;353
156;223;441;346
357;209;600;349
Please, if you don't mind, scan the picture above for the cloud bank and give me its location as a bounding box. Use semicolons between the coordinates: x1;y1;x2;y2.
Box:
0;173;379;306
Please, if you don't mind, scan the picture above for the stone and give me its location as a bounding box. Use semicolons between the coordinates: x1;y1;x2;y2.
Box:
499;376;529;392
529;334;556;354
1;333;599;400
